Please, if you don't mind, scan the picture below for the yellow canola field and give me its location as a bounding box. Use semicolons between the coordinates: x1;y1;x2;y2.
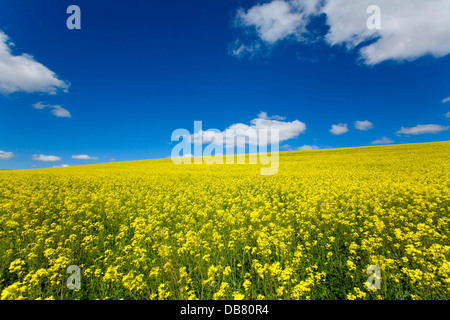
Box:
0;142;449;300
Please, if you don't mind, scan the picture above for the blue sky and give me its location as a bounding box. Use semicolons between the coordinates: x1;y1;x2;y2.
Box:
0;0;449;169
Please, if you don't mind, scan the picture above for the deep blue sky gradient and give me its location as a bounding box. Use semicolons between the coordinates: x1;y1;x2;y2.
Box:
0;0;449;169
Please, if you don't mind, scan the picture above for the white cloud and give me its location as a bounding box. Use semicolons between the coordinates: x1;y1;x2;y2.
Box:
72;154;99;160
354;120;373;131
32;102;71;118
51;106;71;118
53;164;70;168
231;0;317;57
371;136;394;145
190;112;306;147
32;154;62;162
235;1;306;45
322;0;450;65
0;151;15;160
329;123;348;135
442;97;450;103
297;144;319;150
257;111;286;121
232;0;450;65
0;31;69;94
237;0;302;44
396;124;450;135
445;112;450;118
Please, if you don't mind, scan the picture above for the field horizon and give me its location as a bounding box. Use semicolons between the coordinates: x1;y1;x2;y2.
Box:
9;140;449;172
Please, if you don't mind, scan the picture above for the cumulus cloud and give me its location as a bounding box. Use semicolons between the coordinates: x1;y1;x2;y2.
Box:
323;0;450;65
442;97;450;103
71;154;99;160
396;124;450;136
329;123;348;135
371;136;394;145
235;1;307;45
231;0;318;57
32;154;62;162
190;112;306;147
32;102;71;118
0;31;69;94
354;120;373;131
445;112;450;118
232;0;450;65
0;151;15;160
297;144;319;150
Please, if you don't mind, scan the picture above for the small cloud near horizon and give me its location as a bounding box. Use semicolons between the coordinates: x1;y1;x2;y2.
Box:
297;145;320;150
32;154;62;162
396;124;450;136
371;137;394;145
72;154;99;160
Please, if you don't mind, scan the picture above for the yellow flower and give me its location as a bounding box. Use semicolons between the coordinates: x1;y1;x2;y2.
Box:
232;292;245;300
223;266;232;277
243;279;252;291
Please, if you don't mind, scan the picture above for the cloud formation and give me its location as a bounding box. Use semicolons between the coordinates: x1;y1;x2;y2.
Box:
32;102;71;118
32;154;62;162
235;1;307;45
354;120;373;131
443;97;450;103
371;136;394;145
396;124;450;136
0;31;69;94
72;154;99;160
0;151;15;160
297;144;319;150
232;0;450;65
329;123;348;135
190;112;306;147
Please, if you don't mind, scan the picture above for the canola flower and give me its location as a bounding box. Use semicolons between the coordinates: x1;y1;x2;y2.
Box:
0;142;449;300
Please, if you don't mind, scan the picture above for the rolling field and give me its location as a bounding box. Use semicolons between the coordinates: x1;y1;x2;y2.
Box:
0;142;449;300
